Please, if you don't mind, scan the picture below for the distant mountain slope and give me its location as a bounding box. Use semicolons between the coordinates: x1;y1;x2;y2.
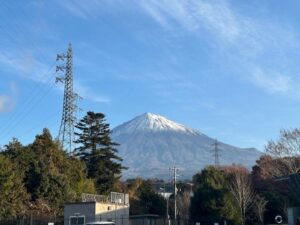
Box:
111;113;262;179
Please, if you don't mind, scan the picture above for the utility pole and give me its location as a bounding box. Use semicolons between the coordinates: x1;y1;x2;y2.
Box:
212;139;221;168
170;166;179;221
164;183;169;221
56;43;80;154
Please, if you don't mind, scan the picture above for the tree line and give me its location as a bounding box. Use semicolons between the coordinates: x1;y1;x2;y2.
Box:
126;129;300;225
0;111;124;219
1;111;300;225
187;129;300;225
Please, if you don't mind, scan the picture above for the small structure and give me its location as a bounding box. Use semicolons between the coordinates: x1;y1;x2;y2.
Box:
130;214;159;225
64;192;130;225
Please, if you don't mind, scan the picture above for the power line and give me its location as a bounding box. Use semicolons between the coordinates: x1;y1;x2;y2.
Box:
0;65;56;140
18;108;61;142
0;64;55;126
0;1;52;63
0;1;61;140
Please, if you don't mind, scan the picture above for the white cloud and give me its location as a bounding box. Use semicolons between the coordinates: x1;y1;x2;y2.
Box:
138;0;297;52
0;51;55;83
137;0;299;96
139;0;240;41
56;0;300;98
74;81;110;103
56;1;91;20
0;95;15;112
56;0;124;20
0;82;17;113
0;47;110;106
252;68;298;95
88;95;110;103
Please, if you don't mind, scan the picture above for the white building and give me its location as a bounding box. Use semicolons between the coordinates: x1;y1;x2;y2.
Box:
64;192;130;225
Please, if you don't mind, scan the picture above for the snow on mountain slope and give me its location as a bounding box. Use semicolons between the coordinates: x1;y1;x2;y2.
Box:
113;113;199;135
111;112;262;179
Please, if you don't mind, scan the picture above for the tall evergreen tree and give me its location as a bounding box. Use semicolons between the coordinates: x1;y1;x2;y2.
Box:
74;111;124;194
0;154;28;219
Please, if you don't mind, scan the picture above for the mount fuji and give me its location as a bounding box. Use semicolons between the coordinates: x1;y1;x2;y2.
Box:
111;113;262;179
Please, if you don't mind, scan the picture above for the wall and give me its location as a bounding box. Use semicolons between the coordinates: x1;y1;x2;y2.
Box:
64;202;129;225
288;207;300;225
95;202;130;225
64;202;96;225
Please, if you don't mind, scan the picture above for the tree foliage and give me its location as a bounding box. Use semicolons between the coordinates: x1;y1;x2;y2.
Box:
0;154;28;219
0;128;96;219
0;112;125;219
74;111;124;194
251;155;292;224
126;178;167;216
191;166;240;225
2;125;300;224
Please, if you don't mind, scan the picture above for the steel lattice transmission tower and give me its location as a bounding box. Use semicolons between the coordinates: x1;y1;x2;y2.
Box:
212;139;221;168
56;43;80;154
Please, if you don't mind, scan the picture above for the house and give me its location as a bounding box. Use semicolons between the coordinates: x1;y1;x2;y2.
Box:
64;192;130;225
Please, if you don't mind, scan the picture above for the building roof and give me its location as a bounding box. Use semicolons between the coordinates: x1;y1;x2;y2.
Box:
65;201;96;205
86;222;115;225
130;214;159;219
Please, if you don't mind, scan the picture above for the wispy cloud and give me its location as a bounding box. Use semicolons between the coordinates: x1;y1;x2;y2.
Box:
139;0;240;41
0;47;109;104
56;1;92;20
137;0;299;96
0;82;17;113
0;95;16;112
0;95;15;112
252;68;299;95
74;81;110;103
0;51;55;83
55;0;124;20
137;0;296;50
56;0;300;98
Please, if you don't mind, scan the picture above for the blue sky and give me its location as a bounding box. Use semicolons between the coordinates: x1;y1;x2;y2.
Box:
1;0;300;150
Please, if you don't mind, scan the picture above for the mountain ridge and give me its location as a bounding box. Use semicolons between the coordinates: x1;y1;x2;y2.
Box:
111;112;262;179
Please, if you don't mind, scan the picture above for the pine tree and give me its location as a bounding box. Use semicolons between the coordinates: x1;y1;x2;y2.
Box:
74;111;124;194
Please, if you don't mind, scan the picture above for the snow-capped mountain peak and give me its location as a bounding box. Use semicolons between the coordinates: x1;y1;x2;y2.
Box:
111;113;262;178
113;112;199;135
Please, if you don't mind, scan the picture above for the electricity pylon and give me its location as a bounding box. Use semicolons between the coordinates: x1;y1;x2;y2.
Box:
212;139;221;168
56;43;80;154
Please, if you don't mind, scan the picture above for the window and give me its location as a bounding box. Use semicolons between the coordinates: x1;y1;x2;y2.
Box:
70;216;85;225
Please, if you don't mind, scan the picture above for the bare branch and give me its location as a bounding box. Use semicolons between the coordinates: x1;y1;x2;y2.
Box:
228;167;255;225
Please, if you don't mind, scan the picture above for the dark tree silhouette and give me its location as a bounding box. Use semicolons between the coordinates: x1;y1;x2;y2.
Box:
75;111;124;193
